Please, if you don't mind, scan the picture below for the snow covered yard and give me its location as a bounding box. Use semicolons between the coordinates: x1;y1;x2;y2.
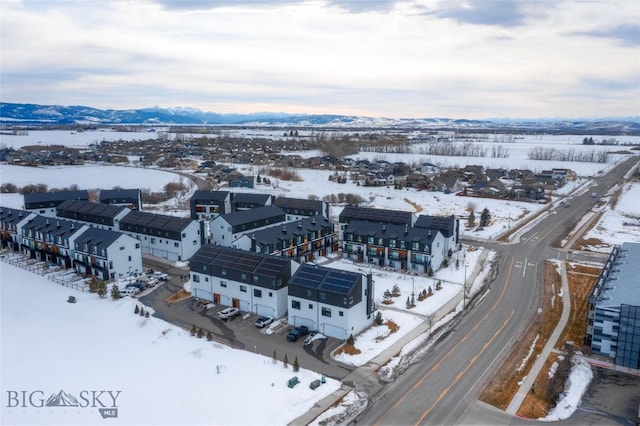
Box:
0;262;340;426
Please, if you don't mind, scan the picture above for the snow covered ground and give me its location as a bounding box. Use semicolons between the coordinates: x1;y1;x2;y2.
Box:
0;260;340;426
543;357;594;421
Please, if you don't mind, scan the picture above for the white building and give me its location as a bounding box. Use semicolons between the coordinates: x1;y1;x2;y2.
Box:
287;263;375;340
190;245;297;318
209;205;285;248
0;207;36;252
73;227;143;281
119;211;203;261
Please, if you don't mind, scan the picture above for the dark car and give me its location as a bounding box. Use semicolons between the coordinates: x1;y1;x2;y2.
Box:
287;325;310;342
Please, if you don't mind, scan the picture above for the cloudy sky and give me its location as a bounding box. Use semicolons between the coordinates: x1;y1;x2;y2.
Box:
1;0;639;119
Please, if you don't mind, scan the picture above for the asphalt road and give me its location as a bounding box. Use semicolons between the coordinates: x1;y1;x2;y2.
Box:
357;157;639;425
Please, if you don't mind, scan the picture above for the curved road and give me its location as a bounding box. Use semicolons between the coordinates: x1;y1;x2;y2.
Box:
357;157;638;425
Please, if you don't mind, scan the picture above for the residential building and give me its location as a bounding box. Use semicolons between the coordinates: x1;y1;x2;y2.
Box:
56;200;130;231
99;188;142;211
73;228;143;281
287;263;374;340
21;215;89;268
210;205;286;248
414;215;460;255
585;242;640;369
274;196;330;221
24;190;89;217
338;205;414;241
0;207;36;251
190;190;231;221
228;172;254;188
190;245;297;318
119;211;202;261
235;215;337;262
342;220;446;272
231;192;273;211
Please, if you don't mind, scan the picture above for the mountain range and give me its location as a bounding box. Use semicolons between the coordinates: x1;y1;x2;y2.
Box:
1;102;639;134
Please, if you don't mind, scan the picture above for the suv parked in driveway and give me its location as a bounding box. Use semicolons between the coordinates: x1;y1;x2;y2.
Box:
153;271;169;281
218;307;240;320
287;325;309;342
254;316;274;328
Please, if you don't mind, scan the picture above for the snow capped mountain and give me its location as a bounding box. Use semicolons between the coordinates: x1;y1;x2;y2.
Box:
1;102;638;133
45;390;80;407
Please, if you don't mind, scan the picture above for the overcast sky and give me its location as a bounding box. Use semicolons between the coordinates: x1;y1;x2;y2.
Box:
1;0;639;119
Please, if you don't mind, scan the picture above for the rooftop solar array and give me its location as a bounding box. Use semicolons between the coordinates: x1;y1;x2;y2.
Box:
57;200;125;219
415;215;455;234
290;264;360;295
340;205;413;225
191;190;230;201
24;190;89;204
275;197;322;211
121;210;191;233
220;205;285;226
191;244;289;277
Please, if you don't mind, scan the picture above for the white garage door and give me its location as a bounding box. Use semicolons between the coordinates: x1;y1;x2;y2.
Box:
255;304;273;318
293;317;315;330
239;300;250;312
193;288;211;302
322;324;347;340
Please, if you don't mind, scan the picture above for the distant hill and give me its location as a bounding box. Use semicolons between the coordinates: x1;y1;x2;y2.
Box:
1;102;638;134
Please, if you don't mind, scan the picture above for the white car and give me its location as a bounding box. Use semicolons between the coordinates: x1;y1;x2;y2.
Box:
153;272;169;281
219;307;240;320
120;288;138;297
145;277;159;286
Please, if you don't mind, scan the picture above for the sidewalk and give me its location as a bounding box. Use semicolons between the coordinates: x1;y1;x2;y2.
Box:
289;249;490;425
505;260;571;415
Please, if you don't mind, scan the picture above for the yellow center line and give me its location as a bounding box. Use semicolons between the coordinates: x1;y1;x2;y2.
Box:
373;257;516;426
415;309;516;424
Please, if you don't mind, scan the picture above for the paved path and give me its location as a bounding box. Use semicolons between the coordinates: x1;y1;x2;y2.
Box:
505;260;572;414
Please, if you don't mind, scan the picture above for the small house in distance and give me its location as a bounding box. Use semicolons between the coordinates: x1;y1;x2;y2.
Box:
287;263;374;340
24;190;89;218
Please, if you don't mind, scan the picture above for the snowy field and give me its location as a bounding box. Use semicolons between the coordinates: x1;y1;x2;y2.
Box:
0;260;340;426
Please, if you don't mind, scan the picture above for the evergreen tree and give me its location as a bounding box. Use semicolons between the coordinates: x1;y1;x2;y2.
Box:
480;208;491;227
392;283;401;296
283;354;289;368
111;284;121;300
467;211;475;228
197;328;204;338
427;266;434;277
272;350;277;364
347;334;355;346
190;324;197;336
293;356;300;373
206;331;213;341
139;307;145;316
411;293;415;306
374;311;384;325
406;296;411;308
97;281;107;298
447;248;453;258
442;258;449;268
89;276;98;293
134;305;140;314
383;289;392;302
456;258;460;269
145;311;149;318
428;286;433;295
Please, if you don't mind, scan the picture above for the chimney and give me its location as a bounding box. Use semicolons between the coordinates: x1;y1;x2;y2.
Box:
282;226;287;233
404;223;408;235
311;217;316;225
297;222;302;229
382;224;386;233
56;221;61;228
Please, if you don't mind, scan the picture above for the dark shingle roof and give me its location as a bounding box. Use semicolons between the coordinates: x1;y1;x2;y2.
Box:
24;190;89;207
0;207;32;226
99;189;140;201
191;190;231;202
274;197;323;213
339;205;413;225
219;205;285;227
74;227;122;250
249;216;333;246
22;215;83;238
345;220;438;245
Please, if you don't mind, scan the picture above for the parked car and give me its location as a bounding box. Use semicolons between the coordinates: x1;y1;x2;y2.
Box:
219;307;240;320
153;271;169;281
254;316;274;328
125;283;143;293
145;277;159;287
287;325;310;342
120;288;138;297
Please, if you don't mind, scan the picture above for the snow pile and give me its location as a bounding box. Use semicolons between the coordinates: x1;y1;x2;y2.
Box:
517;333;539;372
543;356;593;421
309;391;368;426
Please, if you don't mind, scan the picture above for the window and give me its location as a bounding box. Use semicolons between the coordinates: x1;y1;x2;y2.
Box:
174;242;179;247
241;273;247;280
128;256;131;261
254;289;262;298
135;243;140;249
119;246;125;251
205;277;209;282
339;311;344;317
150;238;156;244
182;233;186;238
321;307;331;317
320;292;327;301
240;285;247;292
193;275;200;283
221;269;227;276
309;304;313;309
292;300;300;310
221;280;227;288
269;292;273;297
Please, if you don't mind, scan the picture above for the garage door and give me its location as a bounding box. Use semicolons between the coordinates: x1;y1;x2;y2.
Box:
220;295;230;306
167;251;179;262
193;288;211;302
255;304;274;318
322;324;347;340
293;317;315;330
151;248;164;258
239;300;250;312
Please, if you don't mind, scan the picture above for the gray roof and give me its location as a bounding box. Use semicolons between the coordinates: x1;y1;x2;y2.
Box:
344;220;438;245
595;242;640;309
248;216;333;246
191;244;289;278
99;189;140;201
24;190;89;207
414;215;456;237
339;205;413;225
121;210;194;233
74;227;122;251
275;197;323;213
22;215;83;239
220;205;285;227
191;190;230;202
289;263;360;296
0;207;32;226
57;200;127;221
